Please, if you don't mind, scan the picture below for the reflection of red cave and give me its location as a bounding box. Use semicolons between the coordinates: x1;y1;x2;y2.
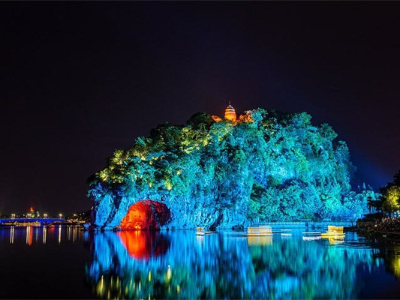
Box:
117;231;170;261
119;200;171;230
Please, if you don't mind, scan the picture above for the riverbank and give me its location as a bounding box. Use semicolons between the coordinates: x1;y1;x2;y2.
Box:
357;217;400;244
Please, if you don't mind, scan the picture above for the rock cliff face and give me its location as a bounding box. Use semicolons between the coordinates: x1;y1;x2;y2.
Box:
87;108;372;230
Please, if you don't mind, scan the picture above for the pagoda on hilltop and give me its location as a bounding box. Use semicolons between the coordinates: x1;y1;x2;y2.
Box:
212;102;253;124
224;102;237;122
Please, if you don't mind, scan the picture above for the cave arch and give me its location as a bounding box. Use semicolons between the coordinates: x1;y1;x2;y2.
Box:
119;200;171;230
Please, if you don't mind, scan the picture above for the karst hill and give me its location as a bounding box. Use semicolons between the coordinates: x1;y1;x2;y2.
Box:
87;105;375;230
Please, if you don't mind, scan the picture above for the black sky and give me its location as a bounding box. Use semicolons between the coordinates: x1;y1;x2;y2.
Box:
1;2;399;216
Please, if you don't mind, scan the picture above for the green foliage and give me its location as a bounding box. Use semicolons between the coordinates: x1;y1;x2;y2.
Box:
380;170;400;216
186;112;214;130
382;186;400;215
88;108;367;225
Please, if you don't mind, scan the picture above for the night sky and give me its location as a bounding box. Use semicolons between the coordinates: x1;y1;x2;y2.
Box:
1;2;399;216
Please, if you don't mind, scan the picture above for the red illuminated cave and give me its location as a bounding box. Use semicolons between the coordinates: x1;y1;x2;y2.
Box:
119;200;171;230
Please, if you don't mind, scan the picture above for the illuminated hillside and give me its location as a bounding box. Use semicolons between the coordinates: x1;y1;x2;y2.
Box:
87;106;375;230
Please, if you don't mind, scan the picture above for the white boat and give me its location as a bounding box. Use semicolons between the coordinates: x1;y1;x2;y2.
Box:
196;227;214;235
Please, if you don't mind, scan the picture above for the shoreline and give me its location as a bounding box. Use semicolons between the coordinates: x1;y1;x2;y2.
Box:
356;217;400;244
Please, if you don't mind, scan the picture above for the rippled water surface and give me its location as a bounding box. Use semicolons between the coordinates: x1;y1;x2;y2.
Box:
0;226;399;299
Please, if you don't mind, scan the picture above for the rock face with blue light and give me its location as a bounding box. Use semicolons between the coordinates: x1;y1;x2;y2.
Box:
87;107;373;230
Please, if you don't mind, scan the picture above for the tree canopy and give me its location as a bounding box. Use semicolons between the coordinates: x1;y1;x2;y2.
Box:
379;170;400;216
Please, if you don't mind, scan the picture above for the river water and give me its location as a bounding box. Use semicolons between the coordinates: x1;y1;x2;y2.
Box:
0;226;399;299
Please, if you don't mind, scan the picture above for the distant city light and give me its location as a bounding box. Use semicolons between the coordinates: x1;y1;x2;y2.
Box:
43;213;48;218
59;213;63;218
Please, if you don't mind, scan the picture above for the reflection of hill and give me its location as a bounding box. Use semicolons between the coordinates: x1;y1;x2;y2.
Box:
117;231;170;260
87;232;373;299
373;244;400;278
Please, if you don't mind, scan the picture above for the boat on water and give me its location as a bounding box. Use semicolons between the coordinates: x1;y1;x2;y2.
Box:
320;225;345;238
196;231;214;236
301;226;345;241
246;226;272;236
280;229;292;236
196;227;214;235
303;236;322;241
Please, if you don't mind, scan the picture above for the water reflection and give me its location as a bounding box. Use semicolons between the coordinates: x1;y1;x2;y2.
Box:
86;231;172;299
26;226;33;246
58;225;62;244
86;231;377;299
1;225;399;298
326;236;345;245
43;226;47;244
10;226;14;244
392;253;400;277
0;225;85;246
373;244;400;278
117;231;170;260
